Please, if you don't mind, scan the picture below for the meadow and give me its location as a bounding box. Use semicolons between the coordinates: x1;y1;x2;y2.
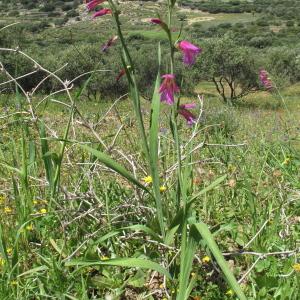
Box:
0;1;300;300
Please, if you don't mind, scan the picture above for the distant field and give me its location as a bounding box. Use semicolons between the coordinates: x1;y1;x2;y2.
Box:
0;1;258;31
1;1;300;299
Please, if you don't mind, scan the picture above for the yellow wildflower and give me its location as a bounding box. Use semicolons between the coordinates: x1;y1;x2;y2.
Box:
40;208;47;214
4;207;12;214
0;257;5;267
191;272;196;277
26;224;34;231
160;186;167;192
7;248;13;256
142;176;153;184
85;267;95;273
33;200;38;205
226;289;234;296
0;195;5;204
202;255;210;263
228;164;236;173
100;256;109;261
282;157;291;165
159;283;164;289
292;263;300;272
10;280;17;286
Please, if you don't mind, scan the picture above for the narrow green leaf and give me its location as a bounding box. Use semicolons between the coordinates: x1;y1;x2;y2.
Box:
193;223;247;300
65;258;172;280
92;231;120;246
52;106;74;197
122;225;162;242
149;48;161;174
165;225;179;246
79;144;150;194
149;43;165;237
0;223;9;266
39;121;53;188
17;265;48;278
91;226;161;251
189;174;227;204
0;162;21;175
177;233;197;300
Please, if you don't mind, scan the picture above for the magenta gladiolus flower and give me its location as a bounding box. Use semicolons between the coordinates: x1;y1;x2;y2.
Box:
102;36;118;52
151;18;163;25
259;69;273;90
86;0;105;11
178;40;201;66
178;103;196;125
180;103;197;110
92;8;112;18
116;69;125;82
159;74;180;105
150;18;169;32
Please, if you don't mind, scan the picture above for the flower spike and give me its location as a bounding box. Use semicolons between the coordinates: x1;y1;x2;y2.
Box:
159;74;180;105
178;103;197;126
86;0;105;11
102;36;118;52
116;69;126;82
92;8;112;19
178;40;202;66
259;69;273;90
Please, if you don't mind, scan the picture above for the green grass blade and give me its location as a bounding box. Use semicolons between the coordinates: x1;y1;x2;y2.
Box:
122;225;162;242
17;266;49;278
0;223;9;267
0;162;21;175
65;258;172;280
79;144;150;194
51;106;74;197
39;121;54;188
193;223;247;300
188;174;227;204
165;225;180;246
177;233;197;300
91;225;161;250
91;231;120;247
149;43;165;237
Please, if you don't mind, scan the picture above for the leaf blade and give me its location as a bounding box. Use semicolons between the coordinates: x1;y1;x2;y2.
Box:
79;144;150;194
65;258;172;280
193;222;247;300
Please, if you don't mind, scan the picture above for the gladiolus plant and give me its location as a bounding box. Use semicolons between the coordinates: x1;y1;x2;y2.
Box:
76;1;248;299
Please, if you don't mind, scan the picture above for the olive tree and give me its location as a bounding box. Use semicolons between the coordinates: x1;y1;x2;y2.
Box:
197;35;259;104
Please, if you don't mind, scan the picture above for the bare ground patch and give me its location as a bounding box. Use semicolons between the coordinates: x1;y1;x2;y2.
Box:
188;16;215;25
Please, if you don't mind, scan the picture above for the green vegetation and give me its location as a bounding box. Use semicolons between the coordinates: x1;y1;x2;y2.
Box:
0;1;300;299
1;1;300;99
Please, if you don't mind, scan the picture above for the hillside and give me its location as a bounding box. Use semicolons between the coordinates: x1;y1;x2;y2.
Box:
1;0;300;45
1;1;300;299
1;0;300;99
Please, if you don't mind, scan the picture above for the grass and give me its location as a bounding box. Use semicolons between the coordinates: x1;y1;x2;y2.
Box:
186;12;257;28
0;81;299;299
0;1;299;299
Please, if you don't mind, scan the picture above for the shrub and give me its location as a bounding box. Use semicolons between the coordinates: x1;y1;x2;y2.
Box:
248;36;273;48
266;47;300;85
40;3;55;12
66;9;79;18
197;35;259;104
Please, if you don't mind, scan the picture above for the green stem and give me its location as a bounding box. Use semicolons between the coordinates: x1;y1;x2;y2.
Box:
108;0;150;161
51;106;74;199
167;1;174;74
167;3;190;297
